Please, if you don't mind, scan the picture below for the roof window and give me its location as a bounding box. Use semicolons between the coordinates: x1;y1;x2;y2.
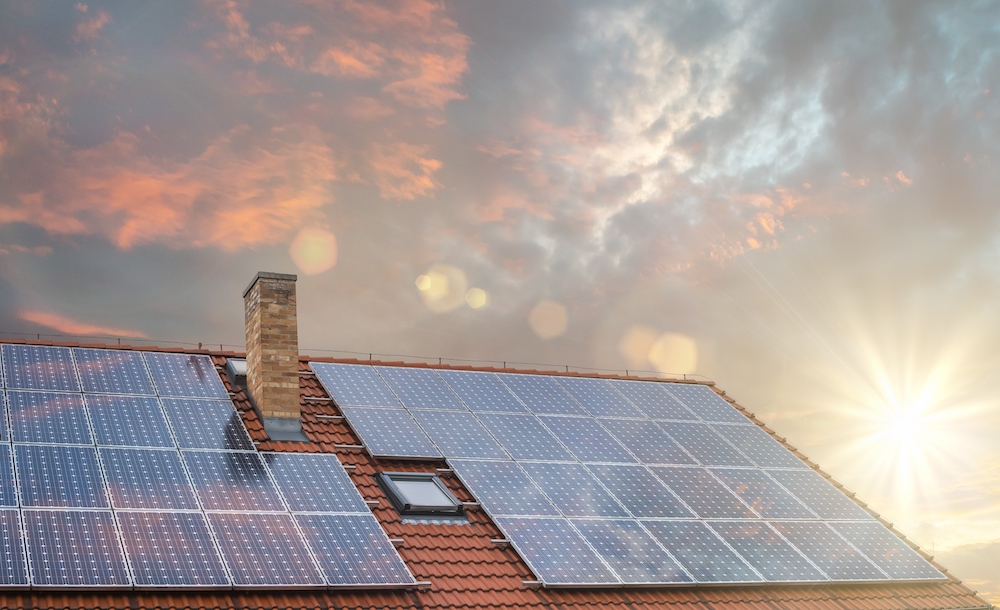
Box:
377;472;464;518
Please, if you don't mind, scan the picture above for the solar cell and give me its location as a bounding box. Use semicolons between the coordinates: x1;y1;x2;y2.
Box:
494;517;618;585
100;448;199;510
263;453;368;513
710;521;826;582
339;407;441;458
182;451;285;511
572;519;692;584
436;370;526;412
607;379;696;421
771;521;886;580
831;521;945;580
16;444;108;508
23;510;130;587
663;383;748;424
642;520;762;583
449;460;558;517
553;377;644;418
586;464;693;518
521;462;628;518
375;367;466;410
117;511;230;587
497;374;586;416
0;510;28;585
0;393;6;443
649;467;753;519
311;363;400;407
73;348;155;395
296;514;415;585
598;418;696;465
410;409;508;459
160;398;254;450
1;344;80;392
657;422;752;466
207;512;324;587
8;390;92;445
474;413;573;461
710;469;816;519
711;423;806;469
766;469;874;521
143;352;228;399
537;416;636;463
86;395;174;448
0;445;15;507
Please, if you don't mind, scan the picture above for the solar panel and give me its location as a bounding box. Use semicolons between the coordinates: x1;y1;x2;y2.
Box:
0;394;6;443
23;510;130;587
436;370;526;412
831;521;946;580
710;468;816;519
598;418;696;465
710;521;826;582
207;512;324;587
766;469;874;521
160;398;254;450
657;421;752;466
73;348;155;395
474;413;574;461
520;462;628;518
642;520;762;583
572;519;692;584
375;367;466;410
0;445;15;507
711;423;806;469
497;374;586;416
16;444;108;508
586;464;694;518
339;407;441;458
537;416;636;463
494;517;618;585
182;451;285;511
0;510;27;585
143;352;228;399
553;377;644;418
85;395;174;448
448;460;558;517
649;467;753;519
607;379;696;421
770;521;886;580
8;390;92;444
410;409;508;459
263;452;368;513
100;448;199;510
117;511;230;587
663;383;749;424
295;514;415;585
311;363;400;407
1;344;80;392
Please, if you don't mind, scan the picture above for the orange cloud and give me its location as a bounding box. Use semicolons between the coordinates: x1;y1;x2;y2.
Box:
74;10;111;42
368;143;442;200
896;170;912;185
20;310;148;338
311;41;387;78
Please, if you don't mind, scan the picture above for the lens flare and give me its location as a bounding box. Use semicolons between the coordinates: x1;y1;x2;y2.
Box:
528;300;568;340
648;332;698;375
415;264;467;313
289;227;337;275
465;287;488;309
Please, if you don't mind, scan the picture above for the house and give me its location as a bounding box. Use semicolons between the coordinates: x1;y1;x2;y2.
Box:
0;271;991;610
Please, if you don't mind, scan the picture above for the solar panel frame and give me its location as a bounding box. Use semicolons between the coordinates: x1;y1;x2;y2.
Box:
537;416;637;464
474;412;574;462
409;409;508;459
831;521;946;581
311;363;401;407
571;519;693;584
770;521;888;581
598;418;696;465
710;423;807;469
182;450;286;512
657;421;753;467
160;398;255;451
607;379;698;421
73;348;155;396
494;517;619;586
520;462;629;518
709;520;827;583
143;352;228;399
553;377;645;419
497;374;587;416
85;394;175;448
1;345;80;392
710;468;817;519
374;366;467;411
23;509;131;588
641;520;763;583
339;407;442;459
116;511;231;588
436;370;527;413
8;390;94;445
0;509;28;586
100;448;200;510
206;512;325;588
15;444;109;508
448;460;559;517
663;383;750;424
262;452;369;514
295;513;416;586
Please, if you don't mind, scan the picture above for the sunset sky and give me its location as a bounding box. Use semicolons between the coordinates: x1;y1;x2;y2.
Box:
1;0;998;595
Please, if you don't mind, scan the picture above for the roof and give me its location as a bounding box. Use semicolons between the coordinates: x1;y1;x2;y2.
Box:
0;339;992;610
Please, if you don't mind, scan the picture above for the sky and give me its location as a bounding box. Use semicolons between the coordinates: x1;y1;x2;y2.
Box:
1;0;999;597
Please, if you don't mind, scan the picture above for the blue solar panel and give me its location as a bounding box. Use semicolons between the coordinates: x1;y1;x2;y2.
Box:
537;416;636;463
23;510;130;587
449;460;558;517
100;448;199;510
607;379;696;421
143;352;228;399
711;469;816;519
0;445;15;507
182;450;285;511
572;519;692;584
375;367;466;410
73;348;155;395
410;409;508;459
710;521;826;582
1;344;80;392
208;512;324;587
831;521;945;580
658;421;752;466
553;377;644;418
311;363;400;407
340;407;441;458
86;395;174;448
766;469;875;521
263;453;368;513
474;413;573;461
495;517;618;585
16;444;108;508
0;394;6;443
497;374;586;415
296;514;415;585
8;390;92;444
598;418;696;465
160;398;254;450
664;383;749;424
0;510;28;585
711;423;806;469
436;370;526;412
586;464;694;518
521;462;628;518
650;467;753;519
642;520;762;583
771;521;886;580
117;511;230;587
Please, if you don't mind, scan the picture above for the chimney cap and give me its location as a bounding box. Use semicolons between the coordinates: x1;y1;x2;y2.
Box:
243;271;298;298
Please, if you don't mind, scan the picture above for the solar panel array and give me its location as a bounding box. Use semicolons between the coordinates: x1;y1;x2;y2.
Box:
313;362;945;587
0;345;414;589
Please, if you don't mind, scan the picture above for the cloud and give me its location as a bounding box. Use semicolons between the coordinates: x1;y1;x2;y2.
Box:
20;310;148;338
368;142;442;200
74;10;111;42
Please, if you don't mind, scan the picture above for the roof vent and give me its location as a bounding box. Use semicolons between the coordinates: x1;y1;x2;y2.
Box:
225;358;247;388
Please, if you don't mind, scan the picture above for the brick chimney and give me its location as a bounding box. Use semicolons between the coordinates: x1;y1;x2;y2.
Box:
243;271;307;442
